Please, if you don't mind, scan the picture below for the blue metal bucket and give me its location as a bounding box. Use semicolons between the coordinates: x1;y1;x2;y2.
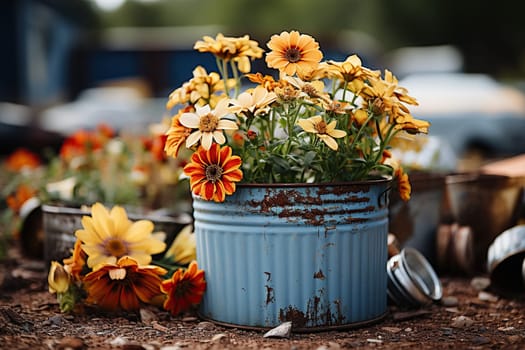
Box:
194;179;390;331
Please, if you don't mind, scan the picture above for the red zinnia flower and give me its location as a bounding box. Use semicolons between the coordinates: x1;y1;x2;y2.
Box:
183;143;243;202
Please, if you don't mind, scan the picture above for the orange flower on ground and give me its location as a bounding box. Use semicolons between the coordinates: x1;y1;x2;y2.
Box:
83;256;167;312
63;239;87;281
265;30;323;76
183;143;243;202
5;148;41;171
161;261;206;316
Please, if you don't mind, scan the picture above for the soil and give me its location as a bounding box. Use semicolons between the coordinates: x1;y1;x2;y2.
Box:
1;245;525;350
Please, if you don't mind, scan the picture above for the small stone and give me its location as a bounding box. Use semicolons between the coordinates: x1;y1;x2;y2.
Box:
196;321;215;330
441;327;453;336
404;327;412;332
478;291;499;302
109;336;129;346
445;307;459;313
472;336;490;345
210;333;228;343
139;308;157;324
382;326;402;333
451;315;474;328
498;326;515;332
366;338;383;344
441;296;459;307
182;316;198;322
470;277;491;291
263;321;292;338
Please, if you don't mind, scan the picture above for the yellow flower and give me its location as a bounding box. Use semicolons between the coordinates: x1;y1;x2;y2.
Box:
297;115;347;151
183;143;243;202
194;33;263;73
161;261;206;316
75;203;166;268
83;256;167;312
284;75;329;103
165;108;193;158
166;66;235;109
395;167;412;202
48;261;71;294
230;86;277;117
265;31;323;76
326;54;379;84
180;98;238;150
163;224;196;265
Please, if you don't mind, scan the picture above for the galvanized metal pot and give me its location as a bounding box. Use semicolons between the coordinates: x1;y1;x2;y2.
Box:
193;178;391;331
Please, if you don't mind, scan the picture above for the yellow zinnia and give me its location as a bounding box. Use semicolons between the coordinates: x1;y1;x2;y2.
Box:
297;115;347;151
75;203;166;268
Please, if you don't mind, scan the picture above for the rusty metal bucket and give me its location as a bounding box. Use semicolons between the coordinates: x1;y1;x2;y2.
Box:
193;179;391;331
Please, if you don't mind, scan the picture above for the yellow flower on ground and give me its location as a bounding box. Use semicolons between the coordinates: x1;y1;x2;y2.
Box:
83;256;167;312
48;261;71;294
75;203;166;268
266;31;323;76
183;143;243;202
163;224;196;265
297;115;347;151
161;261;206;316
180;98;238;150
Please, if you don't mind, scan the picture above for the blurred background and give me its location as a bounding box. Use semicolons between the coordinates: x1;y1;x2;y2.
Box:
2;0;525;167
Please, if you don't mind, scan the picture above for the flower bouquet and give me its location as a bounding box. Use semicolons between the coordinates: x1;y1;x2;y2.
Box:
164;30;430;202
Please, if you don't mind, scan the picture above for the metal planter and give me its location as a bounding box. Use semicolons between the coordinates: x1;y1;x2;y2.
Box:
194;179;391;331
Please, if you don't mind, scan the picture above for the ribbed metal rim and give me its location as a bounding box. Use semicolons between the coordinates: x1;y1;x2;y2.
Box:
236;177;392;189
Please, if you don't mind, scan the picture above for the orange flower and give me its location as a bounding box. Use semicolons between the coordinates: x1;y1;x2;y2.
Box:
6;184;37;213
165;109;194;158
83;256;167;312
395;167;411;202
161;261;206;316
63;240;87;281
265;31;323;76
183;143;243;202
5;148;41;171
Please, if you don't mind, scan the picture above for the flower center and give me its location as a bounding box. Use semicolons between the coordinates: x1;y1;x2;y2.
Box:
315;120;328;134
285;47;302;63
199;114;219;132
205;164;224;183
302;83;317;97
104;238;128;258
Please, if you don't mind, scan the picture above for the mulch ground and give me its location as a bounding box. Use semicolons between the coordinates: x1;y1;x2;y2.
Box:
1;245;525;350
